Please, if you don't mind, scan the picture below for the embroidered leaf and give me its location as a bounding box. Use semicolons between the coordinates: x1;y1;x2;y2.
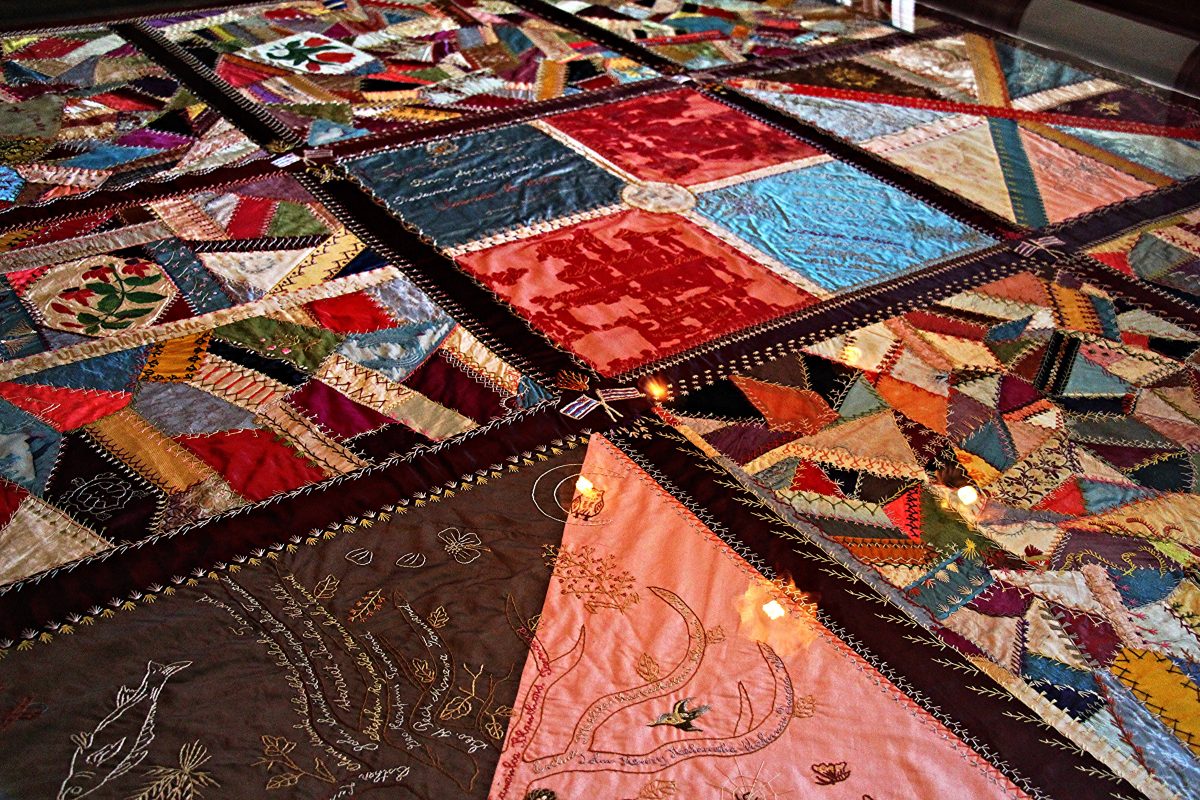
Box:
96;294;121;314
427;605;449;629
484;718;505;740
313;575;339;600
124;275;162;286
705;626;726;643
265;772;300;790
312;757;335;783
347;589;385;623
637;779;678;799
439;695;472;721
125;291;167;304
635;652;661;682
412;659;436;685
395;552;426;569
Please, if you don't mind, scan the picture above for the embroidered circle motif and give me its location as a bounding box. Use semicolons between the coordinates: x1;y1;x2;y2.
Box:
621;181;696;214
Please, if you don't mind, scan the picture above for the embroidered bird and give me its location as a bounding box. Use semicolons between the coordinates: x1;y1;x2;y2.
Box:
648;697;710;732
58;660;191;799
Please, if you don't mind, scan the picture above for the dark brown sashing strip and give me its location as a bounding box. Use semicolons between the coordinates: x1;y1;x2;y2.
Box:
0;155;282;232
608;419;1143;800
1048;175;1200;249
325;77;683;161
0;398;649;645
506;0;685;74
694;20;958;83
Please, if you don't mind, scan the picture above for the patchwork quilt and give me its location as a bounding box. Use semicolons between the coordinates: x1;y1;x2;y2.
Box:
0;27;261;210
2;3;1200;800
148;0;659;147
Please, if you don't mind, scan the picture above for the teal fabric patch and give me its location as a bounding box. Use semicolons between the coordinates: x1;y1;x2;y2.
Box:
144;239;233;315
1060;354;1131;396
1077;478;1154;513
0;284;44;361
695;160;993;292
987;117;1049;227
346;125;626;248
338;320;453;382
12;347;148;393
61;144;158;169
994;42;1094;99
1052;126;1200;180
0;166;22;203
904;551;993;619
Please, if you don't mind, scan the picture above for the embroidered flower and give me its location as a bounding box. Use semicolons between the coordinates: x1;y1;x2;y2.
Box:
811;762;851;785
119;259;157;278
81;265;114;282
59;287;96;305
438;527;489;564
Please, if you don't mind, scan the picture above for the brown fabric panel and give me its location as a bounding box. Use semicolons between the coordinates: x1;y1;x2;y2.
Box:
0;449;582;799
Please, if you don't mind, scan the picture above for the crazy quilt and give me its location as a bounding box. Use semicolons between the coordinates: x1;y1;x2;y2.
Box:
0;431;1116;799
732;32;1200;226
548;0;916;69
347;86;993;376
0;172;383;362
1088;204;1200;303
146;0;658;147
667;268;1200;796
0;26;260;211
0;173;542;587
1;1;1200;798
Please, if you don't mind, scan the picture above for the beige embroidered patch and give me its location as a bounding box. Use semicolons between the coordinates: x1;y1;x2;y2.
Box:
0;496;109;585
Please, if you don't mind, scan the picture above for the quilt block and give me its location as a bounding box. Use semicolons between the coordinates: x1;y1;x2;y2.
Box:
549;0;915;69
734;32;1200;226
668;268;1200;796
348;87;993;375
0;26;261;211
147;0;659;147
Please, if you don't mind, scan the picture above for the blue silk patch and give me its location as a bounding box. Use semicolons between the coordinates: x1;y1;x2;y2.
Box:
696;160;993;292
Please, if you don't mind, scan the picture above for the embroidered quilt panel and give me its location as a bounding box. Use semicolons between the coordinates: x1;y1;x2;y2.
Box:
0;27;261;212
0;447;585;800
732;32;1200;226
346;87;994;376
146;0;659;147
548;0;919;69
666;268;1200;796
0;433;1096;800
492;433;1028;800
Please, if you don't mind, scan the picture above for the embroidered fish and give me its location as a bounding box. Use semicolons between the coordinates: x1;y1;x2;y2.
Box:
58;660;192;799
648;697;710;732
